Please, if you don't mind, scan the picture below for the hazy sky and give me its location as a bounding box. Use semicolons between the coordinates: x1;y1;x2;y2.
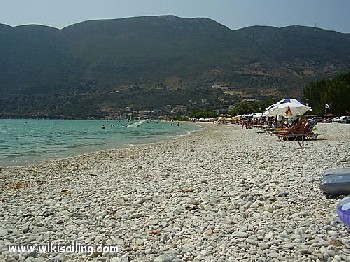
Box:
0;0;349;33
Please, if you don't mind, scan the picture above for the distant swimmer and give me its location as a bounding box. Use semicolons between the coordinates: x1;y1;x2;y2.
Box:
102;124;106;129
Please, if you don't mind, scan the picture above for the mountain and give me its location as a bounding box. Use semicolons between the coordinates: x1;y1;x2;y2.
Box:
0;16;349;118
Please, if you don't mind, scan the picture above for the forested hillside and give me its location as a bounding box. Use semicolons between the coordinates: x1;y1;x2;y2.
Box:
0;16;349;118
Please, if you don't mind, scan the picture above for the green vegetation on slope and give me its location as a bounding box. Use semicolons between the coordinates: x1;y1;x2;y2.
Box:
303;72;350;116
0;16;349;118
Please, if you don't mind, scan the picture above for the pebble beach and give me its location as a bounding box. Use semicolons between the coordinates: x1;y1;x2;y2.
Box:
1;122;350;261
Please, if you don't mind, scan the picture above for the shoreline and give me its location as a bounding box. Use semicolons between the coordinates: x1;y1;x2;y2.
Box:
0;119;201;168
0;121;205;171
1;123;350;261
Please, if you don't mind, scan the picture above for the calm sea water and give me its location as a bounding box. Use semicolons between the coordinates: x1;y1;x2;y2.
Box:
0;119;200;167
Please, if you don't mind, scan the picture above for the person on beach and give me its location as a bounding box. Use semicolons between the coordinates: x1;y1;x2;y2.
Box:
278;118;308;135
241;119;252;129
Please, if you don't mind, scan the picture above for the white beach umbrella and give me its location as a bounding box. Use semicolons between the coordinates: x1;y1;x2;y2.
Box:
267;98;312;118
265;104;278;116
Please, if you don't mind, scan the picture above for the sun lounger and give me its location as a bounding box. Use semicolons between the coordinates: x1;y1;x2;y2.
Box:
276;118;318;146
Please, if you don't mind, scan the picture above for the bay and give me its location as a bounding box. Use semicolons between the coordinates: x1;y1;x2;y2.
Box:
0;119;200;167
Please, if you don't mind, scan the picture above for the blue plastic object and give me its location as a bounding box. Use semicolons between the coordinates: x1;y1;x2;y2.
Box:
337;196;350;226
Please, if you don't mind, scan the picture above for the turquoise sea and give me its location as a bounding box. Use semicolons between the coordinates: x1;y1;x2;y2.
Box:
0;119;200;167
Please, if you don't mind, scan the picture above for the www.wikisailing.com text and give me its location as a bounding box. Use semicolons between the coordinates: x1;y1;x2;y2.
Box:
8;241;119;255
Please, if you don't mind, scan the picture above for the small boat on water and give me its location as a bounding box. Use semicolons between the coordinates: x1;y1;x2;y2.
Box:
126;120;146;128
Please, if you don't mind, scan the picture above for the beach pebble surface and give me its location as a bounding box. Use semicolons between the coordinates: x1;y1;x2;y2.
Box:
1;122;350;260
